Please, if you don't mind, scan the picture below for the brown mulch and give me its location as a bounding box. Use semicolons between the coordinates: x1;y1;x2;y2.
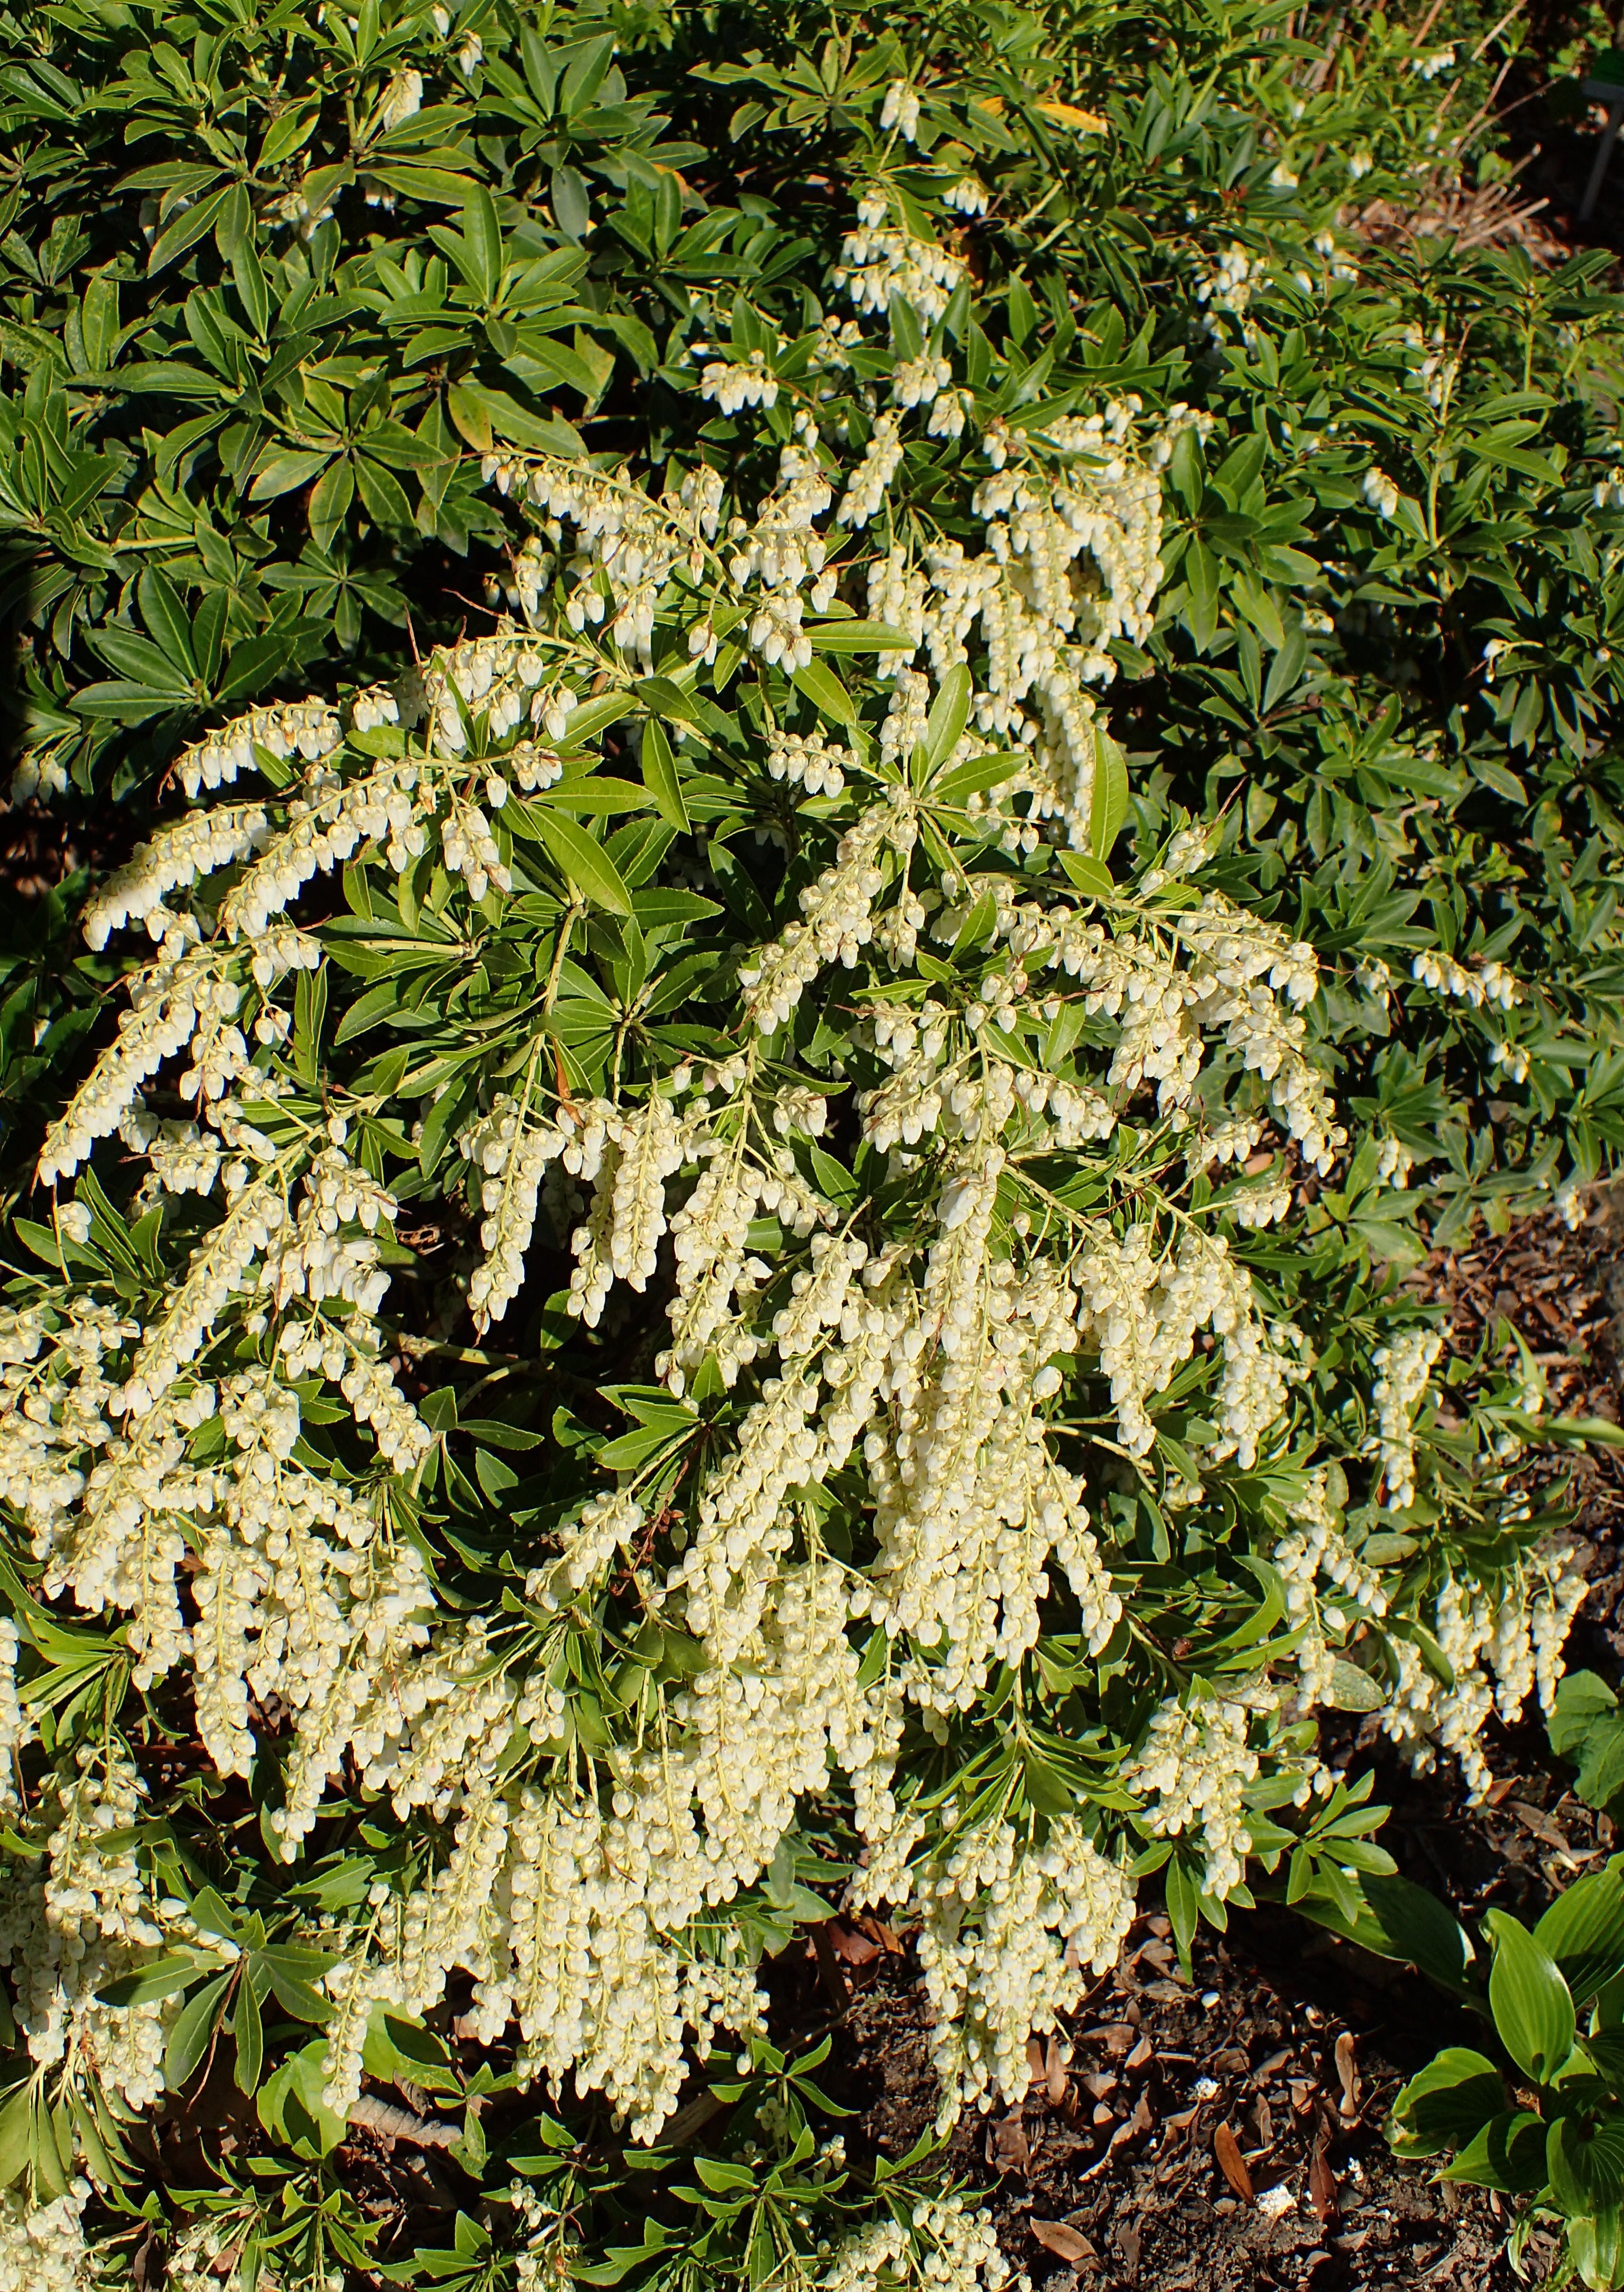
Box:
825;1911;1528;2291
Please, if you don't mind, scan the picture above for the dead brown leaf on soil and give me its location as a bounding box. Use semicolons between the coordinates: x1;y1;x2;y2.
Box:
1030;2219;1098;2268
1213;2121;1254;2202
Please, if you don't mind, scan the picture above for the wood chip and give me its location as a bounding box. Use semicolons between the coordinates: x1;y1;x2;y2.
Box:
1333;2032;1360;2120
1028;2035;1048;2090
1081;2070;1118;2101
1214;2121;1254;2203
1046;2032;1069;2110
1115;2219;1141;2280
348;2095;459;2149
1090;2022;1139;2055
1308;2139;1339;2225
1124;2033;1153;2072
1114;2092;1154;2150
1030;2220;1097;2267
1257;2048;1292;2079
1511;1801;1575;1857
1252;2093;1274;2149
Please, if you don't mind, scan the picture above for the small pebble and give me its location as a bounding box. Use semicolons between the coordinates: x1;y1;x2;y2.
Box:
1257;2185;1296;2220
1200;1990;1221;2008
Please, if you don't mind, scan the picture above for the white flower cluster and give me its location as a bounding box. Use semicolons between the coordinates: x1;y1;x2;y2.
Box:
912;1817;1135;2128
0;2187;100;2292
1380;1552;1586;1799
171;697;342;798
835;188;968;321
820;2194;1011;2292
1122;1685;1302;1900
1369;1324;1444;1510
0;1753;176;2113
1273;1469;1389;1713
1410;949;1520;1009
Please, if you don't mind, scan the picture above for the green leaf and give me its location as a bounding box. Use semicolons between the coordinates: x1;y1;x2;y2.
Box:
163;1972;229;2091
259;101;322;170
1440;2110;1548;2193
1389;2049;1505;2157
462;184;502;304
791;658;859;729
233;1970;264;2094
805;620;914;653
1088;733;1129;862
1295;1870;1472;1994
921;662;972;775
250;449;335;504
639;717;689;833
147;187;229;275
1551;2114;1624;2220
1569;2206;1624;2292
1537;1864;1624;2009
309;459;356;553
1485;1909;1575;2084
1554;1674;1621;1757
530;811;633;916
96;1954;206;2009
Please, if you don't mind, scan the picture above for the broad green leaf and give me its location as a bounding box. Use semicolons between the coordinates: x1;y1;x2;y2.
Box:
1537;1864;1624;2009
1440;2109;1548;2193
1486;1909;1576;2084
1551;2113;1624;2220
1389;2049;1505;2157
1570;2206;1624;2292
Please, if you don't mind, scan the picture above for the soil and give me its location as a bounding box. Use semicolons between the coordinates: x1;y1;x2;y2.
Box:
804;1191;1624;2292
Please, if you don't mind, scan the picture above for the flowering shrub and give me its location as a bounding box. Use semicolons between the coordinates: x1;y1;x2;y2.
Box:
0;0;1621;2285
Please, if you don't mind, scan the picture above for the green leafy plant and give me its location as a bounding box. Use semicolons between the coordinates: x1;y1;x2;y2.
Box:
0;1;1620;2287
1552;1670;1624;1819
1391;1860;1624;2290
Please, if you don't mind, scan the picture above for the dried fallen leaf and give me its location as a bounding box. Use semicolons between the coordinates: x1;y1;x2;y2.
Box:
1308;2139;1339;2225
349;2095;459;2149
854;1914;904;1955
1333;2032;1360;2120
1046;2032;1069;2110
827;1923;880;1966
1214;2121;1254;2203
990;2109;1030;2176
1030;2220;1097;2267
1252;2093;1274;2149
1028;2035;1048;2090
